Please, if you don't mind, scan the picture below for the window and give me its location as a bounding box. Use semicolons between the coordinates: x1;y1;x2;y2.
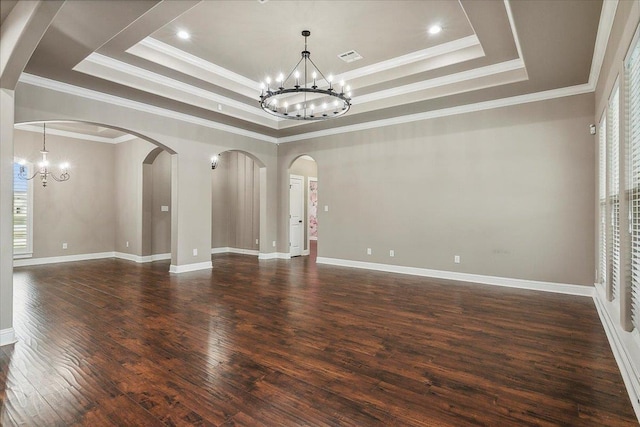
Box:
599;115;607;286
609;86;620;301
13;160;33;258
628;32;640;329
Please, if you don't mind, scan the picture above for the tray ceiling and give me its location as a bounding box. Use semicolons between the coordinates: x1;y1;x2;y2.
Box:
20;0;604;142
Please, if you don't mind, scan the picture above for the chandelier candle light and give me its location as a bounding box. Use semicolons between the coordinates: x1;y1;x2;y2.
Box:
19;123;70;187
259;30;352;120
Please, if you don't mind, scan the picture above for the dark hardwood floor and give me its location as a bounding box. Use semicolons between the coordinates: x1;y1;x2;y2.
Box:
1;252;637;426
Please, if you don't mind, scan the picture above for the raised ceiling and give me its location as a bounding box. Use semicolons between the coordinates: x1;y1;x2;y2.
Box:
20;0;604;142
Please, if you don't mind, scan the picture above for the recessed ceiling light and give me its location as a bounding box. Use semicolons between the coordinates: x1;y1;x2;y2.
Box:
428;25;442;35
177;30;190;40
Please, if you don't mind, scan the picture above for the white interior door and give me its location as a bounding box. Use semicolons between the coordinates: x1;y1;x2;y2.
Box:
289;175;304;257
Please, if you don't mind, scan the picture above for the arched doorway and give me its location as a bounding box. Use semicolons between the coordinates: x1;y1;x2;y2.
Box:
142;147;172;261
289;155;318;258
211;150;266;257
11;121;175;266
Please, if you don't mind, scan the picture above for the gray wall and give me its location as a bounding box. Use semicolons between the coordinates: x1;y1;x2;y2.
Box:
278;93;596;286
14;129;116;258
290;157;318;249
151;150;171;255
114;137;156;256
12;130;171;260
211;151;260;251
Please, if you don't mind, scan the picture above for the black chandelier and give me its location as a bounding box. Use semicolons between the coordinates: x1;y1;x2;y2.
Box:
259;30;352;121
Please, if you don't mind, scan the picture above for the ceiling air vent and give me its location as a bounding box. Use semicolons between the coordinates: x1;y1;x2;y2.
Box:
338;50;363;63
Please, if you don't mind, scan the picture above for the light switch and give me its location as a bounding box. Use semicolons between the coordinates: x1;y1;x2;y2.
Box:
324;205;329;212
161;205;169;212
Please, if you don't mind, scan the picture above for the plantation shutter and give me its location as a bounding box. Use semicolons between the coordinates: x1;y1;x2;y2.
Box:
13;162;29;252
609;87;620;300
628;36;640;329
600;117;607;286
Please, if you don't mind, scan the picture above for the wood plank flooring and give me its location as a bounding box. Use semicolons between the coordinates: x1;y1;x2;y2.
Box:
1;251;637;426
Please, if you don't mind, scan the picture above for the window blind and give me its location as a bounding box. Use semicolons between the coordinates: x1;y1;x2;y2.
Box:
628;36;640;329
609;87;620;301
13;162;29;252
600;116;607;286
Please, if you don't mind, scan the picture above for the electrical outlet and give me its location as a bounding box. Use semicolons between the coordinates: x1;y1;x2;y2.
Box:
454;255;461;264
367;248;372;255
193;248;198;256
126;241;129;248
272;241;276;247
256;239;259;245
62;243;68;249
389;250;395;257
324;205;329;212
161;205;169;212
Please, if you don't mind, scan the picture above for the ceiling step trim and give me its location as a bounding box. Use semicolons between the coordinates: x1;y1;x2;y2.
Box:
18;73;278;143
14;123;137;144
278;83;594;144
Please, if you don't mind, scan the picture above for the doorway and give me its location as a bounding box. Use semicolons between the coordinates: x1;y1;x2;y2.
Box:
289;155;318;258
289;174;304;257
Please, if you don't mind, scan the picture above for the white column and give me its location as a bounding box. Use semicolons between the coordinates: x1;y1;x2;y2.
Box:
0;89;16;345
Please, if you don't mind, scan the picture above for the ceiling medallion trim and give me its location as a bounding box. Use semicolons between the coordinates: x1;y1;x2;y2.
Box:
259;30;352;121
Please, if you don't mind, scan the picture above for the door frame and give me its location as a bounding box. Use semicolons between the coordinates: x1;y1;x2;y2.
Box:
289;174;304;257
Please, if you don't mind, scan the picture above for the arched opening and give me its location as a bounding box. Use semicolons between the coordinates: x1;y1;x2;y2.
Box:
288;155;318;259
211;149;266;257
142;147;172;260
11;120;176;267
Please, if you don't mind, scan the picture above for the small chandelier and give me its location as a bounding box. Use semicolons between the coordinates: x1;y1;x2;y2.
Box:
259;30;352;121
19;123;70;187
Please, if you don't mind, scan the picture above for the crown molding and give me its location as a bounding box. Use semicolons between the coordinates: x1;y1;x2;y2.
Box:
503;0;525;65
18;73;278;143
75;52;279;126
278;83;593;143
325;35;482;85
354;58;525;105
133;37;260;91
589;0;619;87
14;123;137;144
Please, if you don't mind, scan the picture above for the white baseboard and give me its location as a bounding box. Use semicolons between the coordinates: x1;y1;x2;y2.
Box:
258;252;291;260
14;251;115;267
302;249;310;256
115;252;171;263
593;285;640;420
0;328;16;347
169;261;213;274
211;247;259;256
14;251;173;267
315;257;594;297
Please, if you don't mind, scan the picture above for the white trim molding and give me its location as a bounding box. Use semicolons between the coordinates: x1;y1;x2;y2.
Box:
211;247;259;256
14;251;116;267
279;83;593;143
14;251;172;267
258;252;291;260
15;123;137;144
593;284;640;420
169;261;213;274
0;328;17;347
315;257;594;297
114;252;171;263
17;73;277;144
